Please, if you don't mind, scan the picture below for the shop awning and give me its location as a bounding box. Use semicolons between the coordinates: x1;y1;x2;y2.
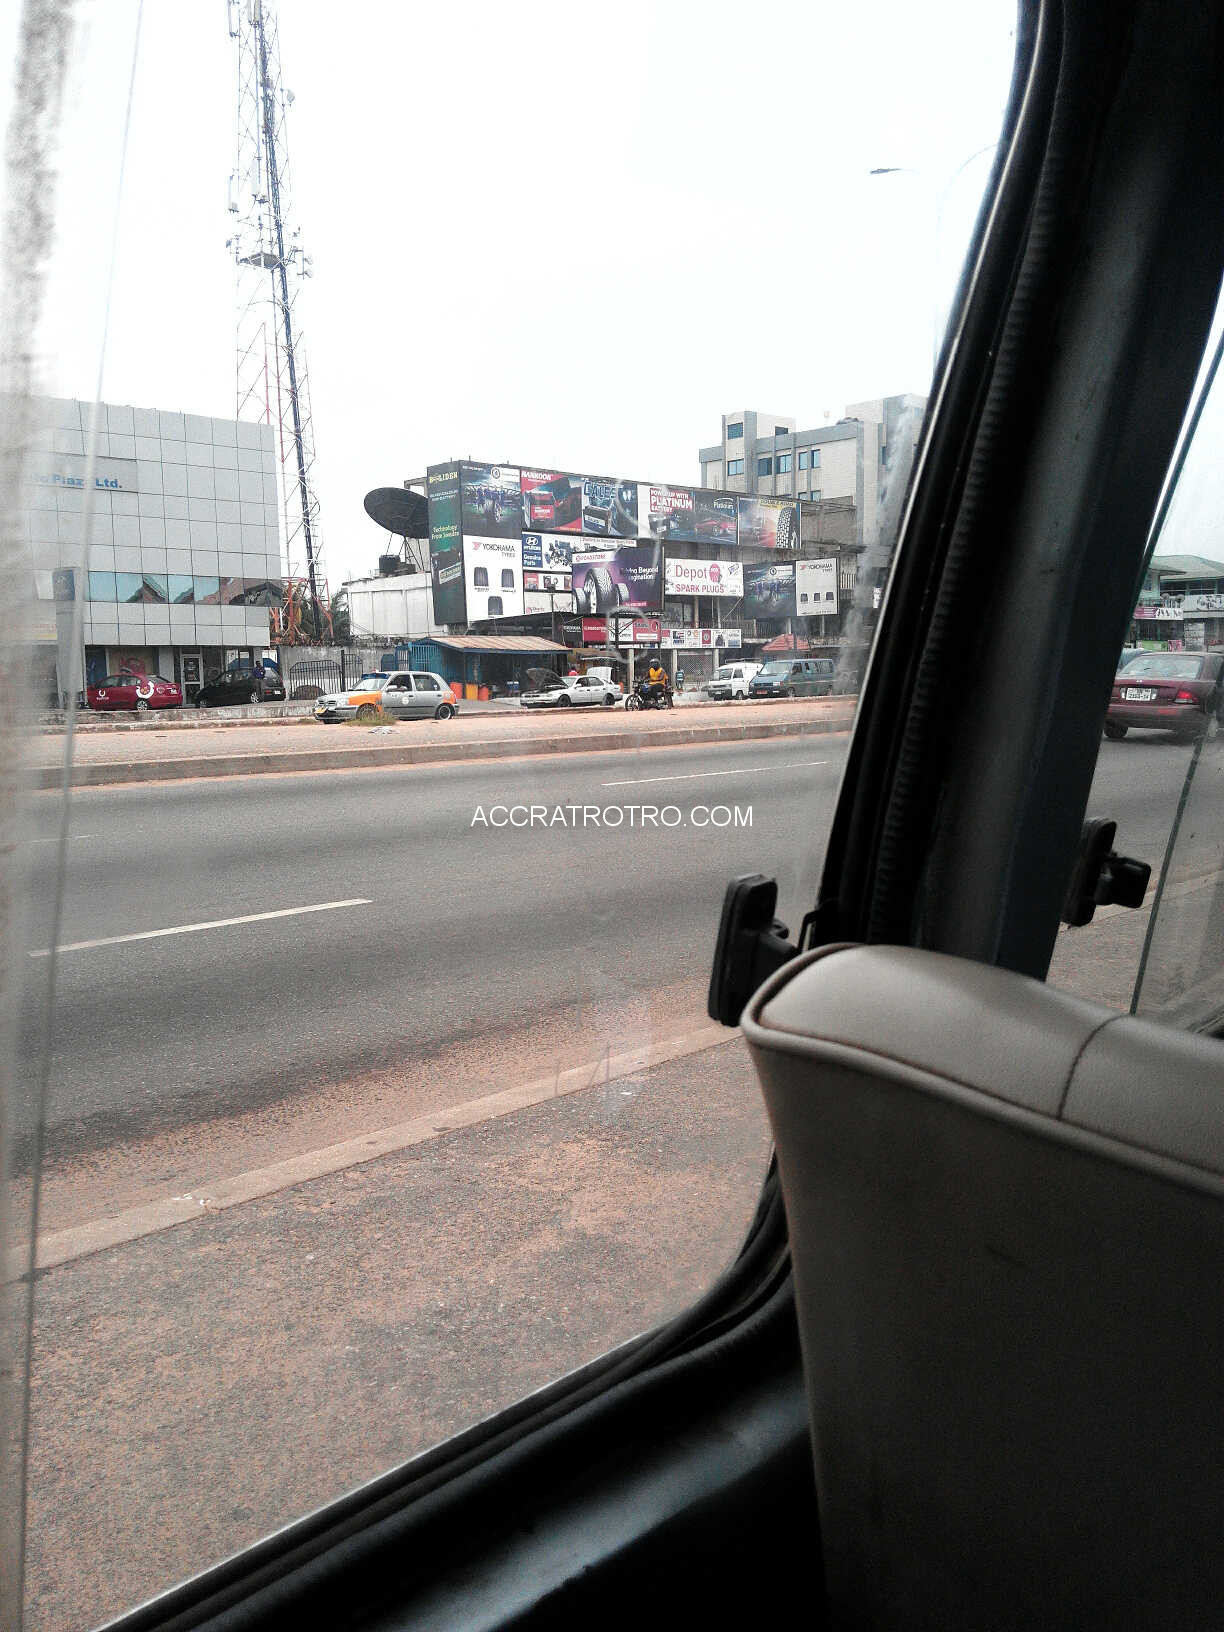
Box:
431;635;567;655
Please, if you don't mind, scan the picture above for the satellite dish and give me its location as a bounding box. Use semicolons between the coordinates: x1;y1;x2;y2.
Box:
364;487;428;537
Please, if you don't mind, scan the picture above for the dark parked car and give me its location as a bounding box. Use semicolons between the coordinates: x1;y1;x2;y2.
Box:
194;668;286;708
748;657;836;698
1104;650;1223;737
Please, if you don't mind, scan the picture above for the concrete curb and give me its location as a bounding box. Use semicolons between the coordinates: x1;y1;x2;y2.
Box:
34;710;855;789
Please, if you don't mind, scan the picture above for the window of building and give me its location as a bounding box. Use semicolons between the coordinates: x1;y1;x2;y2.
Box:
799;450;810;471
726;421;743;440
774;425;788;436
727;458;744;476
811;448;821;468
778;454;793;473
757;457;773;477
811;489;822;502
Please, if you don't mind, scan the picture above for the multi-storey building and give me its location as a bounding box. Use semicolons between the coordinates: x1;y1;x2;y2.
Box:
23;397;284;704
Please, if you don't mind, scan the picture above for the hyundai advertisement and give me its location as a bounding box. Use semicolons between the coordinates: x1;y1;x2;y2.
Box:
461;463;521;540
738;495;799;551
571;544;664;614
521;533;573;573
743;561;796;618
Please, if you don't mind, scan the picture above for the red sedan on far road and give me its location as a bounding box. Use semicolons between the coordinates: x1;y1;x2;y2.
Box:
86;672;183;712
1105;650;1224;739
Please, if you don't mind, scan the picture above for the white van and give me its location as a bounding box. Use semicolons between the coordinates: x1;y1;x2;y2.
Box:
706;661;762;701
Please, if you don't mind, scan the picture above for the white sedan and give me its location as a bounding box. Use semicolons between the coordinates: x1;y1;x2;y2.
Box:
519;670;622;709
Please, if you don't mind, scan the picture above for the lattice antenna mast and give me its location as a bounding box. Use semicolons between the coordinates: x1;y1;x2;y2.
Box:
227;0;325;634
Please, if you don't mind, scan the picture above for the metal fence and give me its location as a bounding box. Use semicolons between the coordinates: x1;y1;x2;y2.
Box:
286;659;344;699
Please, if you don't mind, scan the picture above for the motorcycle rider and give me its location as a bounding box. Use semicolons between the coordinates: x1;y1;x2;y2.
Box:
645;656;669;705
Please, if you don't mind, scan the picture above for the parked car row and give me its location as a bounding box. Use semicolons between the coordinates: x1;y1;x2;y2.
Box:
85;666;286;712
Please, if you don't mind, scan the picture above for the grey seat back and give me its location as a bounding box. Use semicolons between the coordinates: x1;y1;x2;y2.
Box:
741;944;1224;1631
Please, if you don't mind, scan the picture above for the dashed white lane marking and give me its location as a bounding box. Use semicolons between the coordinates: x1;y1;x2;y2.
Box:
602;760;829;787
29;898;372;958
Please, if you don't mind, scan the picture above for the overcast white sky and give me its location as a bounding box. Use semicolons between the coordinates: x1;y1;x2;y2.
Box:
8;0;1019;584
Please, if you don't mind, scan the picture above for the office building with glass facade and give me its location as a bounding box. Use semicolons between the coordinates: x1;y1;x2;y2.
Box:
24;397;283;703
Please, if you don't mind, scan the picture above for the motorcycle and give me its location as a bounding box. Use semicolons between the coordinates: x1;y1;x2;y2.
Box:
625;678;674;711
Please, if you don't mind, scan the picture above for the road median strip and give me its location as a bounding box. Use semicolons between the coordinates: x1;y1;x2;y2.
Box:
9;1023;737;1276
34;710;855;788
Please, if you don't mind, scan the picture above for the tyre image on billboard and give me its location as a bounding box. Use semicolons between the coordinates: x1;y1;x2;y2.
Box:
465;536;524;620
795;557;839;615
571;544;664;615
521;469;583;533
737;495;800;550
743;562;796;619
461;463;522;539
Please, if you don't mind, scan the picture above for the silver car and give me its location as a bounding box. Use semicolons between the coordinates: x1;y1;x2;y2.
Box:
519;668;622;708
314;670;459;722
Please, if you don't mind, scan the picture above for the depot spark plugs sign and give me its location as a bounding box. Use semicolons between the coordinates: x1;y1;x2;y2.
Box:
664;557;744;598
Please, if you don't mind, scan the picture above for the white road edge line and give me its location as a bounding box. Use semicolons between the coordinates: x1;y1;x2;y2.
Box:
29;898;372;958
8;1023;739;1275
602;759;828;787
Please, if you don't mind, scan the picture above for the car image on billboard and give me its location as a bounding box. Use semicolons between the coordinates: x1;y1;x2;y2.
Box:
571;543;664;614
521;469;583;532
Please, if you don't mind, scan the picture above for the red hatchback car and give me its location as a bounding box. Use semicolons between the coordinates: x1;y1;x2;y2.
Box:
86;672;183;712
1105;650;1224;738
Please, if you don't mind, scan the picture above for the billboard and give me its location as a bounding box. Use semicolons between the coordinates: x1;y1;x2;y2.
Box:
795;558;839;615
571;543;664;613
464;535;523;620
581;476;638;536
692;490;738;545
660;627;742;650
641;483;697;542
524;570;572;593
664;557;744;598
431;545;466;625
521;533;573;574
744;561;796;619
460;463;521;539
579;615;661;646
738;495;799;551
427;463;462;557
521;468;583;532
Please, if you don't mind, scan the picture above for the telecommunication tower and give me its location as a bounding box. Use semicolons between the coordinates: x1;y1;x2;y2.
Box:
226;0;327;639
